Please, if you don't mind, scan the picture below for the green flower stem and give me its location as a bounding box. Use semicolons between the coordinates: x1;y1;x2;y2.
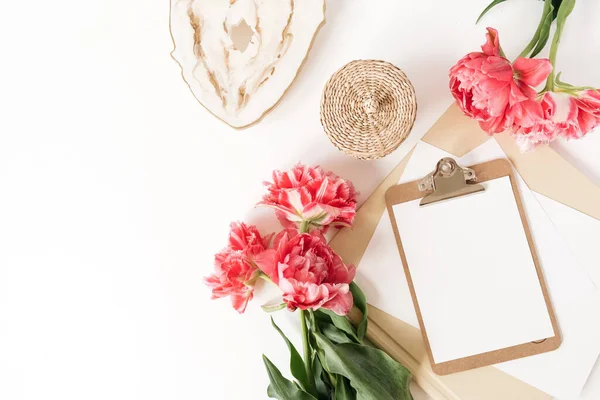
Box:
308;309;318;333
545;0;577;92
518;0;551;58
297;223;316;392
299;220;310;234
258;272;275;285
545;28;561;91
498;44;507;59
300;309;316;394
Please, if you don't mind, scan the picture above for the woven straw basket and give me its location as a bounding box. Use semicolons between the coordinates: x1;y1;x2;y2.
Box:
320;60;417;160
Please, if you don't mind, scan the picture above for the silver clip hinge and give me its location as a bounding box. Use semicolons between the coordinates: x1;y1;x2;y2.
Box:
418;158;485;206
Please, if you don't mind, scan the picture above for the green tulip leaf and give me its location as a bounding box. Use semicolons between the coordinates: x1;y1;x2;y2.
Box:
478;0;564;25
319;323;355;345
350;282;368;341
262;303;287;313
312;353;333;399
263;355;317;400
552;0;563;19
476;0;508;23
335;376;357;400
313;308;334;324
530;2;554;57
314;333;413;400
270;317;311;393
317;309;360;343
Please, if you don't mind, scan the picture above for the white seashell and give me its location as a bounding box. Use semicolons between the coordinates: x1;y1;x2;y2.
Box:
170;0;326;129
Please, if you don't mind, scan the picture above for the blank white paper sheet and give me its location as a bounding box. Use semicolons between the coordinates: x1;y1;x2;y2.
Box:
392;177;555;364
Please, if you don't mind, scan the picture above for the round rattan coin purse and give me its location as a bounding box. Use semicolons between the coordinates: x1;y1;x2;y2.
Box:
320;60;417;160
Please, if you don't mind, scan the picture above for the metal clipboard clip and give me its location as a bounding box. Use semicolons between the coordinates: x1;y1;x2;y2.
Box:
418;158;485;206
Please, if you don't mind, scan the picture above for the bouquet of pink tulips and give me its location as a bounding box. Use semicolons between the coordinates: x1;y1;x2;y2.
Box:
451;0;600;151
205;164;413;399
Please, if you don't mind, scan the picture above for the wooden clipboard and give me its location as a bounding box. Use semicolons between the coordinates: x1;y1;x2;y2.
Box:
385;158;561;375
332;104;600;399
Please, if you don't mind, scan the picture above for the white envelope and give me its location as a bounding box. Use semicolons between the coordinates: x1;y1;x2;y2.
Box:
355;140;600;399
532;196;600;400
535;193;600;290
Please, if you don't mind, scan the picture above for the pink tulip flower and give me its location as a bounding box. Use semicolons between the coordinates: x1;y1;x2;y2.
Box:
256;229;356;315
513;89;600;151
205;222;272;313
449;27;552;134
258;164;357;231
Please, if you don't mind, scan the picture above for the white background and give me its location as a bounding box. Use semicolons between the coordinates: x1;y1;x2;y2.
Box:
1;0;599;399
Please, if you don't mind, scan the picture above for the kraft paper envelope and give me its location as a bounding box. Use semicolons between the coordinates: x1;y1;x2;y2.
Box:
337;104;600;400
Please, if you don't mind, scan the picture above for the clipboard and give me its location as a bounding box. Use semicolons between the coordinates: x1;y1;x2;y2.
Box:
384;157;561;375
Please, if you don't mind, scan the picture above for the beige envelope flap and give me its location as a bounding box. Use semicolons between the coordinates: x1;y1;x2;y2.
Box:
333;103;600;400
423;105;600;220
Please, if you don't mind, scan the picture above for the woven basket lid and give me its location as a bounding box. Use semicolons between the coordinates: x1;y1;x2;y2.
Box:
320;60;417;160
